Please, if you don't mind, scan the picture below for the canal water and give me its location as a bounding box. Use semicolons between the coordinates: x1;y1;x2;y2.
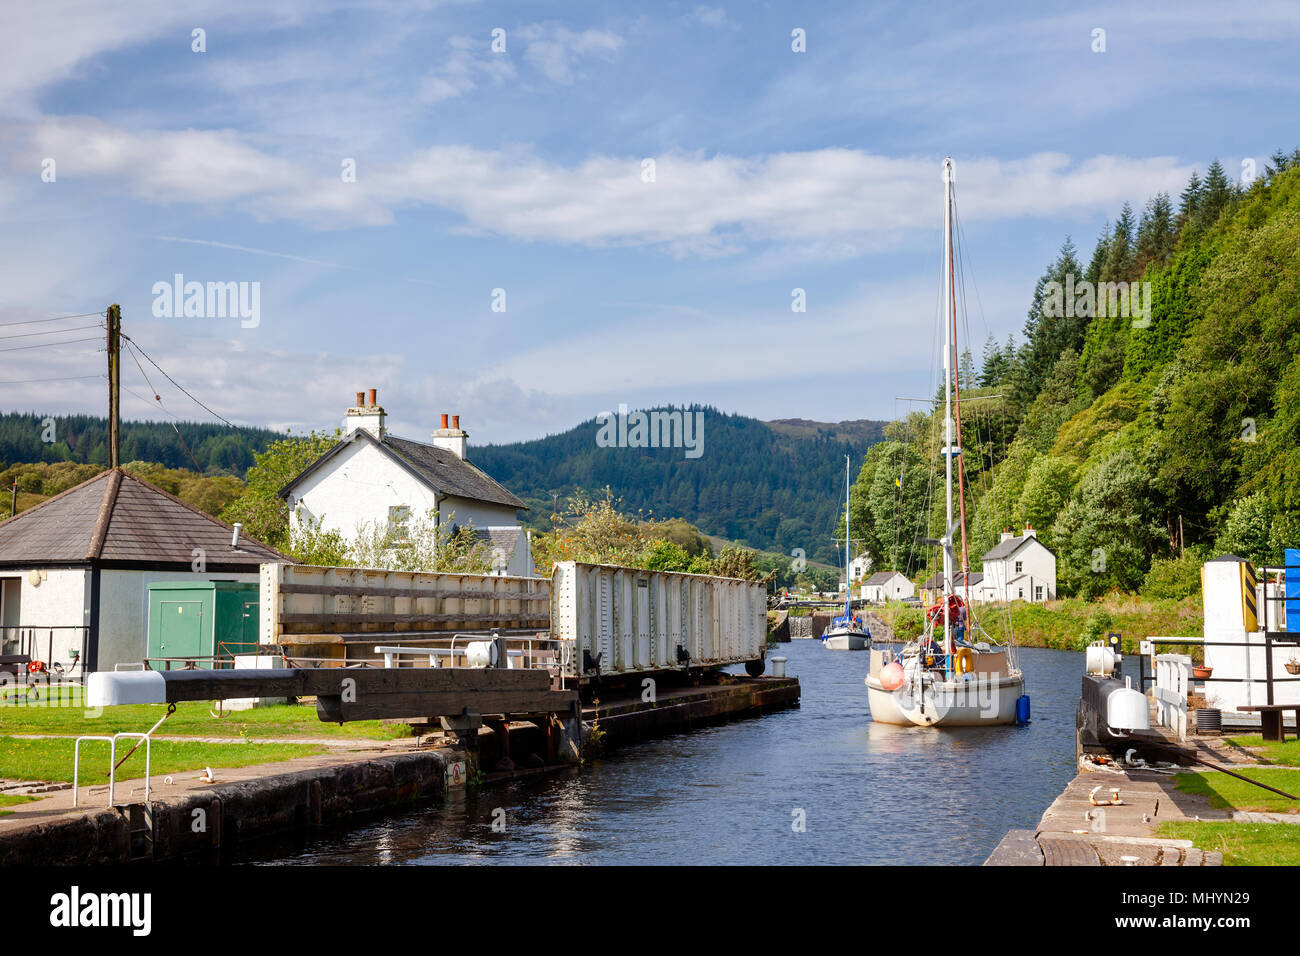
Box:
248;642;1081;866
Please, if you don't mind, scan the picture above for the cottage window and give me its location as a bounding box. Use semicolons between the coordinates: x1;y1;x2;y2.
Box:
1017;587;1024;599
1014;560;1023;573
1035;586;1043;601
387;505;411;545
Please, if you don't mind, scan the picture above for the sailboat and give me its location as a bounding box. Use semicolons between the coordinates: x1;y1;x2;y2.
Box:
864;157;1028;726
823;455;871;651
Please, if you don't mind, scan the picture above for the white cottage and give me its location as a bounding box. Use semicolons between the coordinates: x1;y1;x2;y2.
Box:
848;551;873;584
860;570;915;604
979;526;1056;603
279;390;533;576
0;468;287;673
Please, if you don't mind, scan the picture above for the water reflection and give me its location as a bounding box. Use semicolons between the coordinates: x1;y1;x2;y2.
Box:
248;642;1080;866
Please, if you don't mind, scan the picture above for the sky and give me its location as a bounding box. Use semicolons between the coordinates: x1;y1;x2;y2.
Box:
1;0;1298;446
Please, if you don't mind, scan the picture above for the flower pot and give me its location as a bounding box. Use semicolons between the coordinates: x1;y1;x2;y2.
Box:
1192;665;1213;680
1286;661;1300;676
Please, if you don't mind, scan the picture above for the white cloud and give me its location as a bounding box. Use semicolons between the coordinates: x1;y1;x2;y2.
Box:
419;34;517;103
517;24;623;84
11;118;1196;250
691;7;734;30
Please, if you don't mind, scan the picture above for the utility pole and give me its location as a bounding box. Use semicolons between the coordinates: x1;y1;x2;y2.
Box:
9;481;15;518
107;304;120;469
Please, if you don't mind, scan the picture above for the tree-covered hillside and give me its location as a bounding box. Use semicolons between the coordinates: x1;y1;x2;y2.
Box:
0;412;285;476
847;151;1300;599
472;407;885;565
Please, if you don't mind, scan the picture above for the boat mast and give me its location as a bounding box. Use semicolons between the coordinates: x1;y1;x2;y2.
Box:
941;158;955;659
845;454;851;615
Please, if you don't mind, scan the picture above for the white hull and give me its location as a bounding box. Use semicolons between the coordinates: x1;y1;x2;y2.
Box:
865;671;1024;727
823;630;869;651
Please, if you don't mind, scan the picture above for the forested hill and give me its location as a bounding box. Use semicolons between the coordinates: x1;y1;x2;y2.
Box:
473;408;886;564
846;151;1300;600
0;412;284;475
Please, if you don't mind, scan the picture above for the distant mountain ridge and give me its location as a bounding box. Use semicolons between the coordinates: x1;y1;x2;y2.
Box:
473;406;887;564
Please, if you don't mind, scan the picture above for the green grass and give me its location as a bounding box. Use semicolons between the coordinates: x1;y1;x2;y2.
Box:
0;736;324;783
1172;768;1300;813
0;793;40;816
0;692;410;741
1157;821;1300;866
1224;735;1300;766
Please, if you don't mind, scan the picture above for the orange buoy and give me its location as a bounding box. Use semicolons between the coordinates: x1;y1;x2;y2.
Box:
879;661;905;691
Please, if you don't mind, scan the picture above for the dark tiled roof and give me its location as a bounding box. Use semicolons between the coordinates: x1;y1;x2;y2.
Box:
863;571;902;586
982;535;1033;561
0;469;288;569
280;430;526;511
468;527;523;567
922;570;983;589
382;436;526;510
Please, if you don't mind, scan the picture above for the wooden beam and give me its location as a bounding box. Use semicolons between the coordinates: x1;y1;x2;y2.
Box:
277;583;548;602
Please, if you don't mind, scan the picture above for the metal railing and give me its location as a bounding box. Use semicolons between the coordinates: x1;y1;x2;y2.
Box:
1;625;89;681
1154;653;1192;740
72;705;175;807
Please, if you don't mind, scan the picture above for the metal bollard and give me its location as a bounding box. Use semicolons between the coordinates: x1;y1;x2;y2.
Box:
771;656;787;678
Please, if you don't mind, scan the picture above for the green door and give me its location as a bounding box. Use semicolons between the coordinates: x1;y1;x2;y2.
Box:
241;600;259;647
159;601;205;661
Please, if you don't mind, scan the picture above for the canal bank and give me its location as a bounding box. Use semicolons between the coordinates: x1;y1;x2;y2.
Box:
0;672;799;864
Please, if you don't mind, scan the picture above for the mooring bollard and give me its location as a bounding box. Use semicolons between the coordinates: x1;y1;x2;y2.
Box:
771;656;787;678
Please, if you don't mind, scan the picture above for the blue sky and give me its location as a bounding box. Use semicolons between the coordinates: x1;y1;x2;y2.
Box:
2;1;1298;445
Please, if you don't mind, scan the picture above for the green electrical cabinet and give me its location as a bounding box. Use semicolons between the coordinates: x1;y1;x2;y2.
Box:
147;581;260;669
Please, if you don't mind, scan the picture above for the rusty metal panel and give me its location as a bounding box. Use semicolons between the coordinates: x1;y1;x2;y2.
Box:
551;561;766;678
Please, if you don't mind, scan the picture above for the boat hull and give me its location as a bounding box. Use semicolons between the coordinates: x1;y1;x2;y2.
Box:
823;633;869;651
865;673;1024;727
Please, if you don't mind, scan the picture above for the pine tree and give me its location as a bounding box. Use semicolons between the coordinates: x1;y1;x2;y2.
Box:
1084;222;1109;285
1134;192;1174;274
1177;171;1202;232
1101;203;1135;284
1196;160;1232;231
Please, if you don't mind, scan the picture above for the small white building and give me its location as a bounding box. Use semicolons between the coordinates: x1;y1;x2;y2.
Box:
0;468;287;673
848;551;872;584
978;526;1056;603
280;390;533;576
860;570;915;604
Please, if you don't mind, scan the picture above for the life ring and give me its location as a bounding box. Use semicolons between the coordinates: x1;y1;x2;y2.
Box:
926;594;966;627
27;660;46;675
954;647;975;675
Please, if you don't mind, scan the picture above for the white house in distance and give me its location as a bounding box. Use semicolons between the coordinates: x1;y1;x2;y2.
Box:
848;551;872;583
279;390;534;576
861;570;915;604
0;468;287;673
978;525;1057;603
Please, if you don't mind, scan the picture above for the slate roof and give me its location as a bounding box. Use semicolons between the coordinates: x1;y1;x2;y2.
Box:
863;570;903;586
922;570;983;590
280;430;526;511
0;468;289;570
982;533;1055;561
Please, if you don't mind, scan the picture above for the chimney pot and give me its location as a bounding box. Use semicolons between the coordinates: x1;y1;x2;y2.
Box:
440;413;449;429
452;415;460;430
367;388;377;407
356;391;364;407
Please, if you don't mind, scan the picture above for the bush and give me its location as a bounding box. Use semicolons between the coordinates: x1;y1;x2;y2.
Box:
1143;553;1206;600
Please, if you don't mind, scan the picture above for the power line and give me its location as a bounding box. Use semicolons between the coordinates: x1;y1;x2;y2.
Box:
0;373;106;386
121;336;237;428
0;323;102;341
0;311;105;328
0;336;102;353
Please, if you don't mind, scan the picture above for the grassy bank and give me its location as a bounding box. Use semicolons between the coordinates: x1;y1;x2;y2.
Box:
1156;821;1300;866
1225;735;1300;766
0;694;411;741
0;736;324;784
1171;768;1300;813
873;594;1203;653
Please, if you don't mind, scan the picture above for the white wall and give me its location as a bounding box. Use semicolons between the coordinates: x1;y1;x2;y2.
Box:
3;568;87;659
984;539;1056;603
289;439;439;539
96;569;259;671
287;438;530;574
